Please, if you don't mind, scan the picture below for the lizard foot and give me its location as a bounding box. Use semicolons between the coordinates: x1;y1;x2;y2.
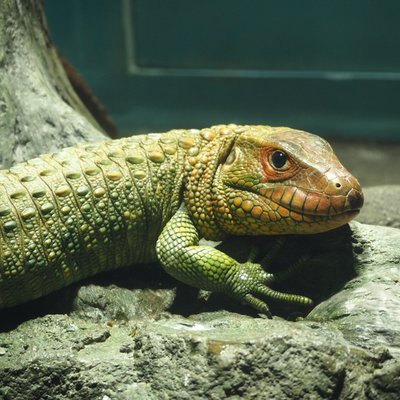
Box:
228;262;313;318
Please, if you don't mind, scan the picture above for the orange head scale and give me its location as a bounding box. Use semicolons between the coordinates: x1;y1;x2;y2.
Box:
212;126;363;236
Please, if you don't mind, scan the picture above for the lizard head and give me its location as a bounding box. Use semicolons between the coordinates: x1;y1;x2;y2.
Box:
214;125;363;236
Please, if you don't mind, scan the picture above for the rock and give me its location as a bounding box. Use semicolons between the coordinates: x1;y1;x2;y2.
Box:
0;1;106;168
72;284;176;322
309;222;400;356
0;221;399;399
0;312;386;399
356;185;400;229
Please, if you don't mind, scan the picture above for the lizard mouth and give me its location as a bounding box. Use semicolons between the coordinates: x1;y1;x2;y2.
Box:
227;183;363;220
262;186;364;218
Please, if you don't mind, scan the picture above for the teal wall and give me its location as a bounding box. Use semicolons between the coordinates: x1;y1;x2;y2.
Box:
45;1;400;140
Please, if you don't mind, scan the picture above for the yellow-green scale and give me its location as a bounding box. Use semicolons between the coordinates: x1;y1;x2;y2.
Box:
0;124;353;314
0;130;205;309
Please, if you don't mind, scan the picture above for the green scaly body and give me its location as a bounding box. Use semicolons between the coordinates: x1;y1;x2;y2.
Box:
0;125;363;314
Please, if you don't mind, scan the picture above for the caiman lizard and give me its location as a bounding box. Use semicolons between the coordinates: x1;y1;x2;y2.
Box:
0;125;363;316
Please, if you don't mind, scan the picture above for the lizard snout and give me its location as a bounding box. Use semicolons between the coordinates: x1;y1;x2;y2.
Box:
330;174;363;211
345;188;364;211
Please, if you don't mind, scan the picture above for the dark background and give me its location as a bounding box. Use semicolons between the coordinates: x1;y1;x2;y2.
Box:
45;0;400;141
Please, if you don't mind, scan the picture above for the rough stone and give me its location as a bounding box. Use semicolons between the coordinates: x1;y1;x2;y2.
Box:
0;0;106;169
309;223;400;356
0;221;399;399
356;185;400;229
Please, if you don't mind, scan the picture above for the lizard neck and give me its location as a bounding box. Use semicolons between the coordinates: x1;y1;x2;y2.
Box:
183;125;240;241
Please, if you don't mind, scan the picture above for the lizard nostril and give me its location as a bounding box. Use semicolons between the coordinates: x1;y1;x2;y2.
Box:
335;182;342;188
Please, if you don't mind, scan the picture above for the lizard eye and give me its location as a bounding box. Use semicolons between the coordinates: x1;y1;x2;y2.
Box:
270;150;289;170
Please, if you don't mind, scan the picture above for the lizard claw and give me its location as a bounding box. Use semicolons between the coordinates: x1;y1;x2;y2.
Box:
243;293;273;319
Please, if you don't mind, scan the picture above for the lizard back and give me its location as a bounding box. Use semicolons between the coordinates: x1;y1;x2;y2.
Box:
0;129;200;308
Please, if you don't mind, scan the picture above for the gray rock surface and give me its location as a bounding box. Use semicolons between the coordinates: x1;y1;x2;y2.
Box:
356;185;400;229
0;0;106;169
0;221;399;400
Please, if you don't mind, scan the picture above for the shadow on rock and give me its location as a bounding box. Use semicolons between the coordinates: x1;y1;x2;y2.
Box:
195;224;357;319
0;263;177;332
0;224;357;331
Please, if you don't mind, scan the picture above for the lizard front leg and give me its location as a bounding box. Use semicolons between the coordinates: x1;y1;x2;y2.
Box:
156;209;312;317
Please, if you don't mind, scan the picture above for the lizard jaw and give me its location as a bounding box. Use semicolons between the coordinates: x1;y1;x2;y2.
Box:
222;184;363;235
257;186;364;218
227;183;363;217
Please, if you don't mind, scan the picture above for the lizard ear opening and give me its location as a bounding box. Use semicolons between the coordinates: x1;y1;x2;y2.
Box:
224;147;236;165
219;138;238;166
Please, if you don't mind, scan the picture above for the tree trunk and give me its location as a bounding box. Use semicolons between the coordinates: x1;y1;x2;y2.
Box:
0;0;107;169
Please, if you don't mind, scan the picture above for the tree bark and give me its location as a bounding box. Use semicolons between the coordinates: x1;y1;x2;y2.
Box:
0;0;106;169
